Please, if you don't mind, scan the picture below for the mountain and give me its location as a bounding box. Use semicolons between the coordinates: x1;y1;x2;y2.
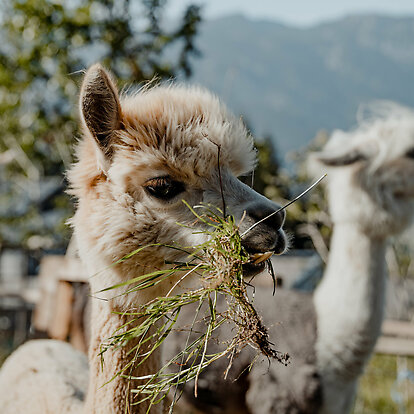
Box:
189;14;414;158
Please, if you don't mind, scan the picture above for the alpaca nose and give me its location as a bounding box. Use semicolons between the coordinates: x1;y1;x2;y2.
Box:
240;201;286;254
246;202;286;230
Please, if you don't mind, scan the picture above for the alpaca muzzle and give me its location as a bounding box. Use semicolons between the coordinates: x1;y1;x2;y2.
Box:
240;200;287;256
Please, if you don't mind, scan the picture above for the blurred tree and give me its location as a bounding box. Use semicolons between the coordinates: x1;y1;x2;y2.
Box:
252;137;286;200
0;0;201;249
250;132;330;254
287;130;331;258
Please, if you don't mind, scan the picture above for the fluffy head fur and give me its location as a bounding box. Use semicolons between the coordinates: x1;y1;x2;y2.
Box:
310;101;414;238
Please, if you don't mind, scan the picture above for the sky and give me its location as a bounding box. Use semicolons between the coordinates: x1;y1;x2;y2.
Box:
167;0;414;26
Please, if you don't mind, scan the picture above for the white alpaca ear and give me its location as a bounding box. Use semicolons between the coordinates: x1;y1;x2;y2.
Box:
314;141;378;167
315;148;368;166
80;64;122;158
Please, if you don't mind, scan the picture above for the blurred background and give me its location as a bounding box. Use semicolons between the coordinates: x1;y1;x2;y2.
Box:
0;1;413;412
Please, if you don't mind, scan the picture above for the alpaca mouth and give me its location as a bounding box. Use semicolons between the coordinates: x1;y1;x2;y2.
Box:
242;261;266;277
242;251;273;278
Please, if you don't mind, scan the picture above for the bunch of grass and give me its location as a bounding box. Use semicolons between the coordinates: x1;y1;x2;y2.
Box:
98;176;326;412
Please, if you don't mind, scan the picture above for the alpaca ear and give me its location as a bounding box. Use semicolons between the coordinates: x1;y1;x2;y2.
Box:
314;141;377;167
80;64;122;157
315;148;368;166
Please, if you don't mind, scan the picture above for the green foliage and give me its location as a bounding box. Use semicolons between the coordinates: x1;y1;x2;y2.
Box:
0;0;201;248
354;355;414;414
285;131;331;255
251;133;330;252
390;240;414;279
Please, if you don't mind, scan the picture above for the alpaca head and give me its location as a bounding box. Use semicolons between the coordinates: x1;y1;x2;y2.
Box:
311;102;414;238
69;64;287;298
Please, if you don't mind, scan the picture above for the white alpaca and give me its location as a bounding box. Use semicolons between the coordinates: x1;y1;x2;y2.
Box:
313;103;414;413
171;103;414;414
0;64;287;414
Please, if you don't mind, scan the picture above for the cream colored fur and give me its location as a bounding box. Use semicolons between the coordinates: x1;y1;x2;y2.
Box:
0;64;286;413
0;340;87;414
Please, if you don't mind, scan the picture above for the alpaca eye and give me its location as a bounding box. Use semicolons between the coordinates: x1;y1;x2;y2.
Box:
406;148;414;159
144;176;185;200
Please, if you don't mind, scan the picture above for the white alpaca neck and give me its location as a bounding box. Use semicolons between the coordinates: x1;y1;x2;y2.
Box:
314;222;387;412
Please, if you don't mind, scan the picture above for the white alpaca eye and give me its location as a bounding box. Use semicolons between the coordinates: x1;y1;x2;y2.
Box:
406;148;414;159
144;176;185;200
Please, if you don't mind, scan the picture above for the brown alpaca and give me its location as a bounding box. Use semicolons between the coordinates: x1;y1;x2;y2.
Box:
0;64;287;413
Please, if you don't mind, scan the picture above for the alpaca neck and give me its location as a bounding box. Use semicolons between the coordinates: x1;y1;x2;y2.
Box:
314;223;387;382
84;299;162;414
